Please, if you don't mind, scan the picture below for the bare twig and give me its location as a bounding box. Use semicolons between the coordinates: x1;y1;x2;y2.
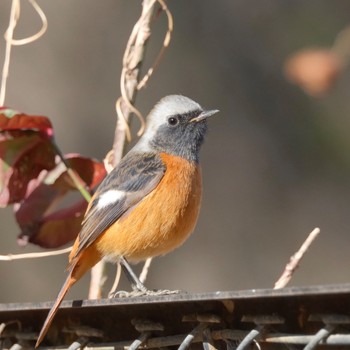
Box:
52;141;92;202
274;227;320;289
113;0;156;160
88;261;108;299
0;0;47;106
139;257;153;284
137;0;173;90
108;263;122;298
0;246;71;261
4;0;48;46
0;0;18;106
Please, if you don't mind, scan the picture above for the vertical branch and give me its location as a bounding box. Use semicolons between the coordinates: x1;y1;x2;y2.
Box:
88;0;158;300
113;0;156;163
0;0;18;106
1;0;48;106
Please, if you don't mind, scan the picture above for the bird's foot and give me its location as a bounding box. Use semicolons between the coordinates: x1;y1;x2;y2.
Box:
110;289;183;298
144;289;182;296
109;290;131;298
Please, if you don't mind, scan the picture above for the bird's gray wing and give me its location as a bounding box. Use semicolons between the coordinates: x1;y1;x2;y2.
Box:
71;152;165;260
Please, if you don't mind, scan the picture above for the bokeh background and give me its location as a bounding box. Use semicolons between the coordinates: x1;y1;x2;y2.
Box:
1;0;350;303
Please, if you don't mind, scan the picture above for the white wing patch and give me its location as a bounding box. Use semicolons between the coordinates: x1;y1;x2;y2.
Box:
97;189;125;208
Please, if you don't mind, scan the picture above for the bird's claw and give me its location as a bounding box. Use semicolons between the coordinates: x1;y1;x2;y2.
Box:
110;289;182;298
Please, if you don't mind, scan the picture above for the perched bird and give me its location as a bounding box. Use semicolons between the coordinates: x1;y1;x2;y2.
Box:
36;95;218;347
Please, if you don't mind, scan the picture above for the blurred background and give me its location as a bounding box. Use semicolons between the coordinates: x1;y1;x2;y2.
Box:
0;0;350;303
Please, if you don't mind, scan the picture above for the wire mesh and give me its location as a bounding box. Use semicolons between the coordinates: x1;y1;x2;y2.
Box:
1;284;350;349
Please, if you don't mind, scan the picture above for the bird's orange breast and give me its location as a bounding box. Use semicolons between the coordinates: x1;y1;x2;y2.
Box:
95;153;202;263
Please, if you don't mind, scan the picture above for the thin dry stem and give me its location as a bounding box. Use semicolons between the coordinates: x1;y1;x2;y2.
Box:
0;0;18;106
0;246;71;261
113;0;156;159
274;227;320;289
88;261;108;299
139;257;153;284
137;0;173;90
113;0;173;156
103;150;115;173
108;263;122;297
4;0;48;46
0;0;47;106
52;141;92;202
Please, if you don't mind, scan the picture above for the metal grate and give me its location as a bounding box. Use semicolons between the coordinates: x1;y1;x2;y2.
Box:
1;284;350;349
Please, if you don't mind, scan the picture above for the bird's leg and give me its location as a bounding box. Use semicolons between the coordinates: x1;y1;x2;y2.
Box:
119;256;148;292
110;256;182;298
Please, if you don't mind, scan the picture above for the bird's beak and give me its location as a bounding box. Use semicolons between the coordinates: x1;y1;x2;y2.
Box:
190;109;219;122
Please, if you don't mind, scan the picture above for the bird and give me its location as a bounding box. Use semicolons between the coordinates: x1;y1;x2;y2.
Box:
35;95;218;347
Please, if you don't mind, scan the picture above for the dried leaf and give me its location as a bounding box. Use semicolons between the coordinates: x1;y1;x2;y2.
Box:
284;48;344;97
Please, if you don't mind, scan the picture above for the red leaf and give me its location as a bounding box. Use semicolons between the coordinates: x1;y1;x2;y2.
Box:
0;108;107;248
17;199;87;248
0;135;56;206
56;154;107;190
0;109;56;206
15;154;106;248
0;109;53;137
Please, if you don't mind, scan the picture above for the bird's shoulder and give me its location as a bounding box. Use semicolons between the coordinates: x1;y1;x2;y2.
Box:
101;151;165;192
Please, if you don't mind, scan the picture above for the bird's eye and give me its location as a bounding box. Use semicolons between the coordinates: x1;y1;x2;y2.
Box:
168;116;179;126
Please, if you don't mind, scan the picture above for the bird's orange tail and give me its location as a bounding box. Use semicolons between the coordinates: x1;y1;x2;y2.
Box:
36;242;101;348
35;271;76;348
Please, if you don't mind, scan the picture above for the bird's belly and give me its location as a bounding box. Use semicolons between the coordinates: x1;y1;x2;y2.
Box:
96;154;202;263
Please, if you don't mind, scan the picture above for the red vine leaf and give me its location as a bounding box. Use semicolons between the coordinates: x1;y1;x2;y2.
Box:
0;108;107;248
0;109;56;206
15;154;106;248
0;107;53;137
17;199;87;249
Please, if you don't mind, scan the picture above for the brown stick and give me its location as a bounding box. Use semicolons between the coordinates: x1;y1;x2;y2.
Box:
113;0;156;163
274;227;320;289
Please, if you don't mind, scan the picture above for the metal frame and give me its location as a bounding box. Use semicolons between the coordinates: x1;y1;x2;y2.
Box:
1;283;350;349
